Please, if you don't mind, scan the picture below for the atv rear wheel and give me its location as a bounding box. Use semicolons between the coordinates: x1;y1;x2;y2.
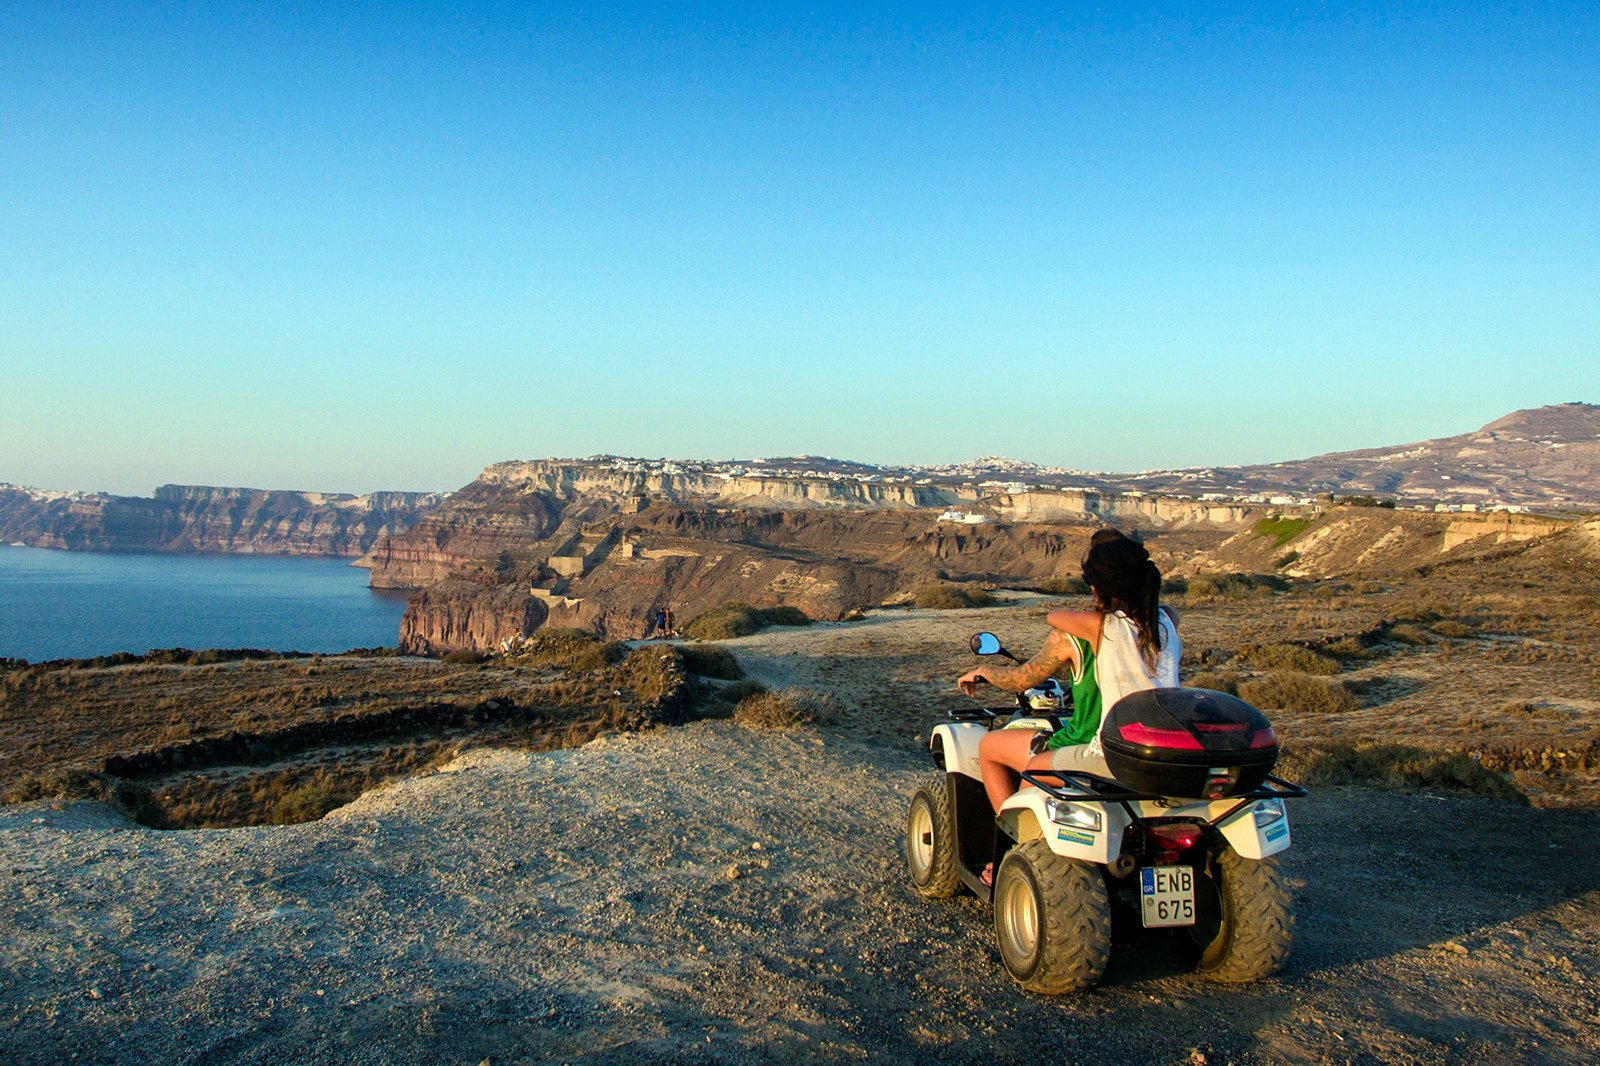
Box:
1192;845;1294;983
993;839;1110;993
906;773;962;898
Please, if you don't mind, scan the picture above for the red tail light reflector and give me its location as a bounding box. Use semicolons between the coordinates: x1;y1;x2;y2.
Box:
1147;823;1203;851
1249;727;1279;749
1119;723;1204;750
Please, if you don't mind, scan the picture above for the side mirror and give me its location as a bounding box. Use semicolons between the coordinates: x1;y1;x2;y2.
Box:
970;632;1003;656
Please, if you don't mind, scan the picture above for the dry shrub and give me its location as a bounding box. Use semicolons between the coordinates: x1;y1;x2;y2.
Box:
1240;644;1341;676
685;604;764;640
684;604;812;641
912;582;996;610
270;781;355;825
1323;636;1374;660
734;688;837;730
1429;619;1473;638
1180;572;1286;602
1279;744;1527;804
676;645;744;680
1496;699;1565;720
612;647;688;708
693;678;769;721
517;628;626;672
1388;624;1436;646
757;606;813;628
442;649;487;664
1038;574;1089;596
1185;670;1240;696
1238;671;1358;715
2;765;140;806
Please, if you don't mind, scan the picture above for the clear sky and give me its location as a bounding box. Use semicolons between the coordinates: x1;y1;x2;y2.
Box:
2;1;1595;495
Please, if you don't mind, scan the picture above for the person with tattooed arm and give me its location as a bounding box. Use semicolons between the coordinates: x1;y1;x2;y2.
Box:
957;529;1182;829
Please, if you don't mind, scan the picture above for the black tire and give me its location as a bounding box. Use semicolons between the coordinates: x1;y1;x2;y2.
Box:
906;773;962;898
1192;846;1294;983
993;839;1111;993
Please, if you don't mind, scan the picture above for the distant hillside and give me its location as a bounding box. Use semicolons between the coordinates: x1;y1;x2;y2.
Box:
566;403;1600;510
1114;403;1600;508
0;484;449;557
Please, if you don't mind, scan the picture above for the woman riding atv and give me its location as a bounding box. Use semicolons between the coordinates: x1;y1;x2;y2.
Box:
957;528;1182;817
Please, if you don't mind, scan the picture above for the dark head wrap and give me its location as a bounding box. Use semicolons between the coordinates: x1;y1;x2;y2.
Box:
1080;529;1165;669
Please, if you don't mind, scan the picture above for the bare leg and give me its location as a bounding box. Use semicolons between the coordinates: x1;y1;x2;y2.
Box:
978;729;1041;813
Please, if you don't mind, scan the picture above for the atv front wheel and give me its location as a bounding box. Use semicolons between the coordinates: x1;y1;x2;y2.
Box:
906;773;962;898
1192;845;1294;983
993;839;1111;993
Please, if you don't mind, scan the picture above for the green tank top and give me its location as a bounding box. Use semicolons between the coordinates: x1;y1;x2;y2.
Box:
1044;634;1101;749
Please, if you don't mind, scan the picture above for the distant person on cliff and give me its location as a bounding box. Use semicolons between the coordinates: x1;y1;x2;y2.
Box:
648;608;667;639
663;606;675;636
957;528;1181;838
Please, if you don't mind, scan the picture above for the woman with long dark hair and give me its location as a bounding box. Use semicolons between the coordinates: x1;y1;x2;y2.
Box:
959;528;1181;822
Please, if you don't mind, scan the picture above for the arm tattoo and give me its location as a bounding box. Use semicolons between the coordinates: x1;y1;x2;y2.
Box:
981;630;1075;692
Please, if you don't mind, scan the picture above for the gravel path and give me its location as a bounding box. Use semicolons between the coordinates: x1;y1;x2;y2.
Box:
3;606;1599;1065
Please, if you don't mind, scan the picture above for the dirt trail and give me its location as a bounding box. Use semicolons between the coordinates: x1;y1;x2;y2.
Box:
3;603;1599;1065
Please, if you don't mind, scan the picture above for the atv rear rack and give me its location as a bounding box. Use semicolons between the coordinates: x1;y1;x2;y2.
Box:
1018;769;1308;829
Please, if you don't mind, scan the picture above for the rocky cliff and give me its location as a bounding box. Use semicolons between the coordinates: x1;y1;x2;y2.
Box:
383;473;1226;653
0;484;447;557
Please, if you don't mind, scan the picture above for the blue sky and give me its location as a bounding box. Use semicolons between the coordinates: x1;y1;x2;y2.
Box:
2;2;1595;495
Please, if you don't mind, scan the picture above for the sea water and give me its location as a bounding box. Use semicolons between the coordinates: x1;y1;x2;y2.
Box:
0;546;411;662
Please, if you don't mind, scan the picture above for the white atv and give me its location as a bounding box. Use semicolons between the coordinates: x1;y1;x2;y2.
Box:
905;631;1306;992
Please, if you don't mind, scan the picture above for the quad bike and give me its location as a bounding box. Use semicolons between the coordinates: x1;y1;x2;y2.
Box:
905;631;1306;992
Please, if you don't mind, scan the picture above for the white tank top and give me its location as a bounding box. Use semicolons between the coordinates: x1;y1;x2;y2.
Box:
1088;610;1181;754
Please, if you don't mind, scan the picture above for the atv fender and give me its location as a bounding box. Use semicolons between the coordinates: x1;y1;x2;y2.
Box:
1213;800;1292;860
997;787;1131;865
929;722;987;782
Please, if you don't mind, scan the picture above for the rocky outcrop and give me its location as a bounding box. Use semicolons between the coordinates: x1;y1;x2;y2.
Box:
399;579;549;656
362;480;568;589
0;484;446;557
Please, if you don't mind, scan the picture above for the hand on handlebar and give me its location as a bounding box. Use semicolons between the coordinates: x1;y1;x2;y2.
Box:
957;668;985;698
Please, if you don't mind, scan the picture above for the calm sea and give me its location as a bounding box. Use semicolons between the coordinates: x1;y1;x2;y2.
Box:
0;546;411;662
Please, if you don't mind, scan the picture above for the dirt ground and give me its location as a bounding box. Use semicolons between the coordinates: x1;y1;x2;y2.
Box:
3;597;1599;1065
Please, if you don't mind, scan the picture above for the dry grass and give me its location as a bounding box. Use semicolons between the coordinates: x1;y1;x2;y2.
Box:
1238;643;1342;676
684;603;814;641
1037;575;1089;596
1279;743;1527;804
1238;671;1359;715
733;688;838;730
676;645;744;680
0;640;711;828
1184;670;1240;696
511;627;627;671
911;582;997;610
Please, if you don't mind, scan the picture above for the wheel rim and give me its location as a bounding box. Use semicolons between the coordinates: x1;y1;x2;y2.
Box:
996;870;1040;971
907;796;934;881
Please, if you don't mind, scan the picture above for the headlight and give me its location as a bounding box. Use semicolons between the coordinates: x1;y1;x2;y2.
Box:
1252;799;1286;829
1047;800;1102;832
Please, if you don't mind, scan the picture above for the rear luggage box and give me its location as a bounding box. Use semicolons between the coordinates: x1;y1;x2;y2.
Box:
1101;688;1279;798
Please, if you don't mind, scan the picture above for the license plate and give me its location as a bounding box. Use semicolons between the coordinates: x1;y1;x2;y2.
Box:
1140;865;1196;928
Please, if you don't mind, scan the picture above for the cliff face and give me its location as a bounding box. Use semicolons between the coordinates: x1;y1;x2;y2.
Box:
362;481;568;589
0;484;447;557
477;460;951;510
399;579;549;656
369;443;1600;656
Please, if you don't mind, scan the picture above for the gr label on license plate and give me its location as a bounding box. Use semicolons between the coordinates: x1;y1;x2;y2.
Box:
1140;865;1196;928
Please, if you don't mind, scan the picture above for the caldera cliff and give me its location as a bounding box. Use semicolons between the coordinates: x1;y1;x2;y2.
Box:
0;484;448;557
